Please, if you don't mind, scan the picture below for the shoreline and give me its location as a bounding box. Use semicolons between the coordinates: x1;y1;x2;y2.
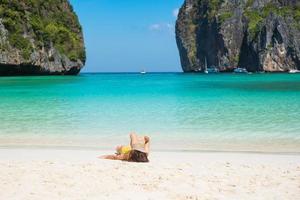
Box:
1;134;300;154
1;145;300;155
1;148;300;162
0;143;300;156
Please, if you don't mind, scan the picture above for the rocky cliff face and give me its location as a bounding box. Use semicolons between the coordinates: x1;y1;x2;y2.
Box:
176;0;300;72
0;0;85;75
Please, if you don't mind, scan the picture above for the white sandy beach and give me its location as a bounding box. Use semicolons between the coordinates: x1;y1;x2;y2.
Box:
0;149;299;200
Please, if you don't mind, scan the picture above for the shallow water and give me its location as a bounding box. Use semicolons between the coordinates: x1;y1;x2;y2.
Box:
0;73;300;152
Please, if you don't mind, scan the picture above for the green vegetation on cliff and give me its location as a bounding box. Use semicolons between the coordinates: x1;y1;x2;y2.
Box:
244;1;300;39
192;0;300;39
0;0;85;62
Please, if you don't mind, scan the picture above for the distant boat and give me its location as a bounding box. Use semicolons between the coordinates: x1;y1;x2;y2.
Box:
204;58;219;73
234;67;248;73
204;57;208;74
140;69;147;74
207;65;219;73
289;69;300;74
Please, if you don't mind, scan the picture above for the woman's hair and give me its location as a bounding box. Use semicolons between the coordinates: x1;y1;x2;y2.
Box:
128;150;149;162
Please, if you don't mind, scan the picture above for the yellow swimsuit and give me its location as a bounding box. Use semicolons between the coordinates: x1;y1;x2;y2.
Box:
120;146;132;154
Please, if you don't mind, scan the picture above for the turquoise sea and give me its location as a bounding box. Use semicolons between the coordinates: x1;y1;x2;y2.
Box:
0;73;300;152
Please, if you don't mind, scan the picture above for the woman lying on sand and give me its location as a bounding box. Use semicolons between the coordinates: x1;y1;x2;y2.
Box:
100;133;150;162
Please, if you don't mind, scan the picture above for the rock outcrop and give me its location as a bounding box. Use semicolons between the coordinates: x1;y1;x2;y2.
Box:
176;0;300;72
0;0;85;75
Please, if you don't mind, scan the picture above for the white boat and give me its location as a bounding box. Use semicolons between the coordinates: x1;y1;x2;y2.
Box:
207;66;219;73
140;69;147;74
234;67;248;73
204;57;208;74
204;58;219;73
288;69;300;74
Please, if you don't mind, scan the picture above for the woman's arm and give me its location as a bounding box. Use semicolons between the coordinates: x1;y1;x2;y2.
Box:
99;154;128;161
130;132;138;148
144;136;150;155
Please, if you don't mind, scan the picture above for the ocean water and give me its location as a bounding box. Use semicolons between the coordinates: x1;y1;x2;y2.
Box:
0;73;300;152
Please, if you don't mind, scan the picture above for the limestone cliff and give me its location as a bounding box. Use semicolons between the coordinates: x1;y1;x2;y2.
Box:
0;0;85;75
176;0;300;72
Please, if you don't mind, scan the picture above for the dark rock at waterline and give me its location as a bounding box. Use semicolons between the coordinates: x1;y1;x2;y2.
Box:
0;0;85;76
176;0;300;72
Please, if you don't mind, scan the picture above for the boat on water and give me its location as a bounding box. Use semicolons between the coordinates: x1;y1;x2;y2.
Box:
234;67;248;73
288;69;300;74
140;69;147;74
206;66;219;73
204;57;208;73
203;58;219;73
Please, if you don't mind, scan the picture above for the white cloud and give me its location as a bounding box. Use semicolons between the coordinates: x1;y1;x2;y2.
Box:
166;23;174;29
149;23;174;32
173;8;179;17
149;24;162;31
148;8;179;33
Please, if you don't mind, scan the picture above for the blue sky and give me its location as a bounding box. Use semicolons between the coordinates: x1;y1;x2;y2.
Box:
70;0;184;72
